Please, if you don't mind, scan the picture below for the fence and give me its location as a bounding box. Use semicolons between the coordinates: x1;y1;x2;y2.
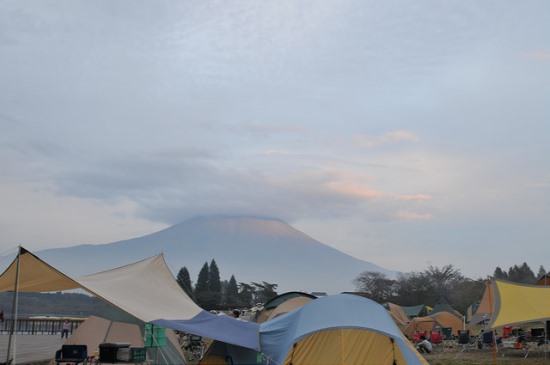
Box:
0;318;84;335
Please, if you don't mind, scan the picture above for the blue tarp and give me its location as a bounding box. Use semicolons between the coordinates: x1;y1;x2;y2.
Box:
259;294;426;365
153;311;260;351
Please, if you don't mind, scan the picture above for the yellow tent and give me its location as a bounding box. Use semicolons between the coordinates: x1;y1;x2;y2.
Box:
385;302;410;330
487;279;550;329
403;311;464;338
260;294;429;365
266;296;313;321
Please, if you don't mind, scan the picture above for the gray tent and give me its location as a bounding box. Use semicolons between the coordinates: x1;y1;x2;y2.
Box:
60;305;186;365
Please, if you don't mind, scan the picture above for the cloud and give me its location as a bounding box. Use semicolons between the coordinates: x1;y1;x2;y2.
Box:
0;181;167;249
395;194;432;202
354;131;419;149
326;180;385;199
394;210;433;221
524;50;550;61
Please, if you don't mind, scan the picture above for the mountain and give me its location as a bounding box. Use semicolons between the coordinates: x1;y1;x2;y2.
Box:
33;216;396;294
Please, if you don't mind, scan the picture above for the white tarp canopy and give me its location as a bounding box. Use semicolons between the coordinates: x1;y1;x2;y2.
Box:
0;247;260;350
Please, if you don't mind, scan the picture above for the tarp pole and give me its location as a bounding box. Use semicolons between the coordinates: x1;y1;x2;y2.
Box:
486;277;497;365
5;246;21;365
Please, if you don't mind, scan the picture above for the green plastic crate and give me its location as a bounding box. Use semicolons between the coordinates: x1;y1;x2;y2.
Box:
144;324;167;347
130;347;146;362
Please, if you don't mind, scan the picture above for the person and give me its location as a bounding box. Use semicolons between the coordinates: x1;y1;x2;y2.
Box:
232;309;240;318
61;319;70;339
417;336;432;354
0;310;4;322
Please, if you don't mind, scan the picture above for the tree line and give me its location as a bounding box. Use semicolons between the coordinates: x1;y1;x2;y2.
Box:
176;259;278;310
0;291;105;317
353;262;547;315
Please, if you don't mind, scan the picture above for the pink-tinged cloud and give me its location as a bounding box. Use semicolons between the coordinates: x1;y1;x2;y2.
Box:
524;50;550;61
327;181;385;198
395;211;433;220
354;130;419;148
395;194;432;201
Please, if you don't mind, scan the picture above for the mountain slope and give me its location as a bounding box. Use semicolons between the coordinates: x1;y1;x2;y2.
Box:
36;216;396;294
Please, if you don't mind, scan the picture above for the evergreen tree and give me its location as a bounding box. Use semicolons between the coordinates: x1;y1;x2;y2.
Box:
226;275;239;306
209;259;222;293
519;262;536;283
195;262;210;293
537;265;547;280
176;267;194;299
494;267;508;280
507;265;519;282
220;280;229;304
507;263;536;284
207;259;222;305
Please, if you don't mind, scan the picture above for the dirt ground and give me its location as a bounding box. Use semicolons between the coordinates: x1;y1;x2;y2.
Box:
422;342;550;365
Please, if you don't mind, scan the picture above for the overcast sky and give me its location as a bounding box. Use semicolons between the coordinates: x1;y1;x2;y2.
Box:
1;0;549;279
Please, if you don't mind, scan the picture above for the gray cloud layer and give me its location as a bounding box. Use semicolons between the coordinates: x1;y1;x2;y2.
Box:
1;0;549;277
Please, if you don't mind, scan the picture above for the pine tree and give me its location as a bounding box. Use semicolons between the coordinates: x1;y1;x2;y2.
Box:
176;267;194;299
195;262;210;293
493;267;508;280
537;265;547;280
519;262;536;283
508;263;536;284
207;259;222;305
226;275;239;306
209;259;222;293
507;265;520;282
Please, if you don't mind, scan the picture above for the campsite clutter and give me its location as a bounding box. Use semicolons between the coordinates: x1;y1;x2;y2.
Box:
384;278;550;363
0;246;549;365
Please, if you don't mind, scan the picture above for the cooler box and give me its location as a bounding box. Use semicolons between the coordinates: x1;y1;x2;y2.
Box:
99;342;131;363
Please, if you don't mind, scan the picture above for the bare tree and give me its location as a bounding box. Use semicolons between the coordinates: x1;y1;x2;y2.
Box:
353;271;396;303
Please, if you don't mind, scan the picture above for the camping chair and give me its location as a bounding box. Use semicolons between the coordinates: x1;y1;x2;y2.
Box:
502;326;513;339
413;330;428;343
441;327;453;341
478;330;502;350
183;334;206;361
457;330;470;345
430;331;443;345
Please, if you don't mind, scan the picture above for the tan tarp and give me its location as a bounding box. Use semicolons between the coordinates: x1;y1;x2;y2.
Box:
0;248;80;292
488;279;550;329
266;296;313;322
76;254;202;322
282;328;418;365
0;248;202;322
468;282;494;327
